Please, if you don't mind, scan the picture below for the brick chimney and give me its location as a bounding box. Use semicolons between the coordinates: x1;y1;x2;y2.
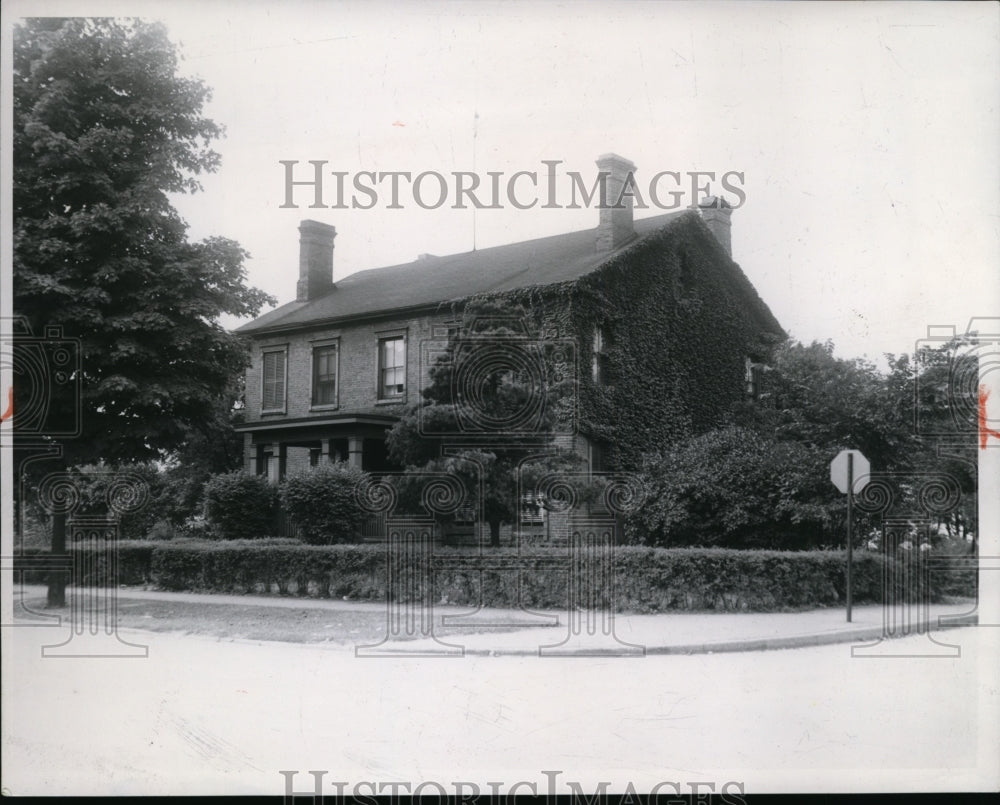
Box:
595;153;637;252
296;220;336;302
697;196;733;257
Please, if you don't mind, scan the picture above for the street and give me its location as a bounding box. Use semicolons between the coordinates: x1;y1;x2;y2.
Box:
2;621;997;795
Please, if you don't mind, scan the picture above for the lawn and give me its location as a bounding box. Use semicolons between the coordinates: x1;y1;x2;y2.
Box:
14;592;547;646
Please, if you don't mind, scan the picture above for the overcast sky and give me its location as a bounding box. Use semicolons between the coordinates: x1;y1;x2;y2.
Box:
7;0;1000;364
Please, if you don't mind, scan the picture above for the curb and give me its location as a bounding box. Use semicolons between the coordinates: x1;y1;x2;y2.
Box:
366;615;980;657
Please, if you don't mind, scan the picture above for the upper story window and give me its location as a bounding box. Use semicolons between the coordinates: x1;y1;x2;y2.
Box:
592;327;610;384
312;343;339;407
745;357;766;400
378;336;406;400
261;348;287;412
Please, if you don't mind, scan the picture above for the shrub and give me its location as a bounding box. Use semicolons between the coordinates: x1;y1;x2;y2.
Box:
176;514;219;540
19;543;973;611
147;520;176;540
278;462;369;545
203;471;278;540
56;462;166;540
631;427;845;549
14;543;157;586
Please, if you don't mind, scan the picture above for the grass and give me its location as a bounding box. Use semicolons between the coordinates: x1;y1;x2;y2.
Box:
13;591;542;646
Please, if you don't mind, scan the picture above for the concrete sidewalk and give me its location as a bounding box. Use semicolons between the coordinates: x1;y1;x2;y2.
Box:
12;583;980;656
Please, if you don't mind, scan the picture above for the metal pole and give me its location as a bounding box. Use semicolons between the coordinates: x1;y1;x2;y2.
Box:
846;452;854;623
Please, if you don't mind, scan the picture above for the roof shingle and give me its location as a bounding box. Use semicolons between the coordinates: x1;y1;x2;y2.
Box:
237;212;687;334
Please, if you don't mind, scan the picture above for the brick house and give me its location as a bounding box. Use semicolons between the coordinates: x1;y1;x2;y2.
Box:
235;154;784;498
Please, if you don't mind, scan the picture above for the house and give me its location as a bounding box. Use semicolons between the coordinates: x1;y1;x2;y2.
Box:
234;154;784;491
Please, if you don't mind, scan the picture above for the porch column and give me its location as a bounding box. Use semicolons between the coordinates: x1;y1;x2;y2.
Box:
348;436;364;469
320;438;333;464
277;443;288;481
242;432;255;473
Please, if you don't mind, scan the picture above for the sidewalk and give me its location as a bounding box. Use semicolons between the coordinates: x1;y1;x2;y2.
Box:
11;584;980;656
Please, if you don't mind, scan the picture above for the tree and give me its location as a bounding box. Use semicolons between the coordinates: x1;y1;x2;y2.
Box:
715;338;977;548
386;301;589;547
633;426;841;549
155;374;251;528
12;18;274;603
884;339;978;544
731;340;915;470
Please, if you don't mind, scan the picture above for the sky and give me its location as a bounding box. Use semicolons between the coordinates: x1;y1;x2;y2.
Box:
4;0;1000;365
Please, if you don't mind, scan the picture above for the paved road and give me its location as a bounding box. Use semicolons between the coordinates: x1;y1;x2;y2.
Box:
3;621;997;795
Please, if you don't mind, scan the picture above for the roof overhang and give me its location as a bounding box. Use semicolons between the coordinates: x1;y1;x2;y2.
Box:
235;301;457;338
234;414;401;432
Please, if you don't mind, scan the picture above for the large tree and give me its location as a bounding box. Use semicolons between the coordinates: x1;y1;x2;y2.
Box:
732;340;915;470
386;300;589;547
649;338;979;549
12;18;273;603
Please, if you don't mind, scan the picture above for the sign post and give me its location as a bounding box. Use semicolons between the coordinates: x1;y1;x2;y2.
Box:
830;449;870;623
846;453;853;622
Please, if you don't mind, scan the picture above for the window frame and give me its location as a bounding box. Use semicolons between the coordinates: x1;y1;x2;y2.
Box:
260;345;288;414
310;339;340;410
376;332;407;403
592;326;610;385
745;357;765;400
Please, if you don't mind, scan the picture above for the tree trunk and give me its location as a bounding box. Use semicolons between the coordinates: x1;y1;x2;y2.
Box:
488;518;501;548
47;510;68;608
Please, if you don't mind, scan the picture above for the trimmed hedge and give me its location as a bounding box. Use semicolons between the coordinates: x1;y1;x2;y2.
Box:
15;544;977;612
14;543;157;586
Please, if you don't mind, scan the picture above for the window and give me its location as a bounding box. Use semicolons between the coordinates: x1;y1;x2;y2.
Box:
592;327;610;384
312;343;338;407
378;336;406;399
745;357;764;400
588;440;606;473
520;493;545;526
261;349;286;411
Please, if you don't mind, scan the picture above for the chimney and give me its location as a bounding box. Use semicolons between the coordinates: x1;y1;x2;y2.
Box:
296;219;336;302
697;196;733;257
595;153;637;252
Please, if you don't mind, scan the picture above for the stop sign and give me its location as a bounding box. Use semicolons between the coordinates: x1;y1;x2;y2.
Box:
830;449;870;494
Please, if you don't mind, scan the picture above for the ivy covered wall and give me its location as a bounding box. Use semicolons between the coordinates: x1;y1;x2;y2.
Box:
468;211;784;471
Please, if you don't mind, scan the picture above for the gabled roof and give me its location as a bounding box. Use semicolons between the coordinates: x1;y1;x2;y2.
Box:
237;212;688;334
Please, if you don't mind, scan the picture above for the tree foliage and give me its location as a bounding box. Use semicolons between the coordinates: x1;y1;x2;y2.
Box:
279;462;369;545
203;471;278;540
386;301;590;546
641;338;979;549
730;340;913;468
633;426;840;549
13;18;273;465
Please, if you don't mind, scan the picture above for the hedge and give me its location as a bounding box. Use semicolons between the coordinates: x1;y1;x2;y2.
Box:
14;544;977;612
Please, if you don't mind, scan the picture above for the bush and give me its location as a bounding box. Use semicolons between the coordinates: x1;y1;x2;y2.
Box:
56;462;166;540
632;427;846;549
147;520;176;540
176;514;218;540
278;462;369;545
14;543;157;586
18;543;974;611
203;471;279;540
